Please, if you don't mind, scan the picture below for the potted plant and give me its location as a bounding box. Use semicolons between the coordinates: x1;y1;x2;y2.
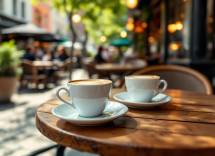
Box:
0;40;24;103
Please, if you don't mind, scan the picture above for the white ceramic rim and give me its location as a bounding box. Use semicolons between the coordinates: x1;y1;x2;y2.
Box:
51;101;128;121
113;92;172;105
125;75;160;79
68;79;112;86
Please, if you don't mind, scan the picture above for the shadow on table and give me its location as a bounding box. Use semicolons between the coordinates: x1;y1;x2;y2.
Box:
56;116;138;139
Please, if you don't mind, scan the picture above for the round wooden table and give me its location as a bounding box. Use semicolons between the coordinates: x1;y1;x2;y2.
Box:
36;89;215;156
95;63;147;73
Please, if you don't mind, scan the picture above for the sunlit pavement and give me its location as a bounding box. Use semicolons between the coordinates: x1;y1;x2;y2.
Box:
0;69;98;156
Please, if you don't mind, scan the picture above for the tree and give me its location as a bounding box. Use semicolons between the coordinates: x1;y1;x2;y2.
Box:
32;0;126;79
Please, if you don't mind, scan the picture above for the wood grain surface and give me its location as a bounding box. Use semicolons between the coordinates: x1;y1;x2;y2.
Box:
36;89;215;156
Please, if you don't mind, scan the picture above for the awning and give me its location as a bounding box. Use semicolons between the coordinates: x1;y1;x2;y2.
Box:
110;38;132;46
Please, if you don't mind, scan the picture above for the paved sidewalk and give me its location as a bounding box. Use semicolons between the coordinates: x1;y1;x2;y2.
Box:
0;69;98;156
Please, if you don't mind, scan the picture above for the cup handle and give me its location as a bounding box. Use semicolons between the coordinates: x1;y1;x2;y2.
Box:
154;79;168;97
56;87;76;110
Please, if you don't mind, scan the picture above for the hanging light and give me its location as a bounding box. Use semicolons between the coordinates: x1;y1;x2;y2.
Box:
168;24;176;33
72;14;81;23
34;41;40;46
148;37;154;42
134;27;144;33
134;20;144;33
126;0;138;9
126;23;134;31
128;18;134;23
100;36;106;42
120;31;127;38
180;13;185;18
142;22;147;28
42;42;49;48
169;43;179;50
209;17;213;23
175;21;183;30
158;28;162;33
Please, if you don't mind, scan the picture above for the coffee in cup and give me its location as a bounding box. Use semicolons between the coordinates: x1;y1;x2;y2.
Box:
125;75;168;102
69;79;111;85
56;79;112;117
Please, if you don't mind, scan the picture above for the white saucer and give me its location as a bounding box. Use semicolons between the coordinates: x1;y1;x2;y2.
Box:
52;101;128;126
113;92;172;109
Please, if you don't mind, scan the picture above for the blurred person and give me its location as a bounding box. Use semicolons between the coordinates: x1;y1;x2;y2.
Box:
57;45;69;61
34;46;44;60
102;47;112;62
21;47;35;61
42;49;54;61
94;46;106;63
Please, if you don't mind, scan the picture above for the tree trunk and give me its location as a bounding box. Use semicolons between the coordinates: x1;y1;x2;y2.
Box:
83;30;88;56
67;13;76;80
63;0;76;80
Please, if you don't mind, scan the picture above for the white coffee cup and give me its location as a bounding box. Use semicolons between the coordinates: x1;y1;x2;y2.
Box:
56;79;112;117
125;75;168;102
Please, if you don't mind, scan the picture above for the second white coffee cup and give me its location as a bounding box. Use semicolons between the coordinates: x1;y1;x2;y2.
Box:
56;79;112;117
125;75;168;102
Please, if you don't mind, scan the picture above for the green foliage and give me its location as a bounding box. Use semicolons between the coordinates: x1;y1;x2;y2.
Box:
32;0;126;45
113;53;121;61
0;40;24;76
86;51;96;58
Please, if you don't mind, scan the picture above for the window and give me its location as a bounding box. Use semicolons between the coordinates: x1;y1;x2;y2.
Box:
35;10;42;26
44;15;47;27
0;0;3;10
167;0;190;59
13;0;17;15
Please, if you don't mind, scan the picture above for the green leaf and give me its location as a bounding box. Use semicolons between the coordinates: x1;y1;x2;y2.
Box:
0;40;24;76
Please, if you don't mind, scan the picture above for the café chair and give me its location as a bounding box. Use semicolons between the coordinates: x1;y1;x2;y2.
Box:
83;61;108;79
20;60;47;90
121;65;213;95
53;59;73;84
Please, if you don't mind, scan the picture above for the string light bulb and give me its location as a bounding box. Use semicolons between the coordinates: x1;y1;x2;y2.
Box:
120;31;127;38
72;14;81;23
100;36;106;42
126;0;138;9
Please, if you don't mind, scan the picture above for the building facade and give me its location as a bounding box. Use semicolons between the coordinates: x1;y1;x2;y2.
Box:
0;0;32;29
51;10;68;37
32;2;50;32
32;2;69;37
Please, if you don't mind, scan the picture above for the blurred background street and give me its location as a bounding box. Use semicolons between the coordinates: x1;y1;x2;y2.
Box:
1;0;215;155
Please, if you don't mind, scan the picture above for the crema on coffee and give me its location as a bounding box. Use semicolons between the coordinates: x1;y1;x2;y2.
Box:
126;75;160;79
69;79;112;85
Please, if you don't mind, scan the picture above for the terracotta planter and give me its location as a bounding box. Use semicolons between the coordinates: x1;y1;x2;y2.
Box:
0;76;19;103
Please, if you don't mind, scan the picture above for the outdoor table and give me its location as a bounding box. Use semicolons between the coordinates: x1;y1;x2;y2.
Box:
95;63;147;87
36;88;215;156
95;63;147;73
33;61;56;67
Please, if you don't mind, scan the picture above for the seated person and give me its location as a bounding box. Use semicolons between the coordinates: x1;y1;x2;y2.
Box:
42;49;54;61
102;47;112;62
21;47;35;61
34;46;44;60
94;47;105;63
57;46;69;61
